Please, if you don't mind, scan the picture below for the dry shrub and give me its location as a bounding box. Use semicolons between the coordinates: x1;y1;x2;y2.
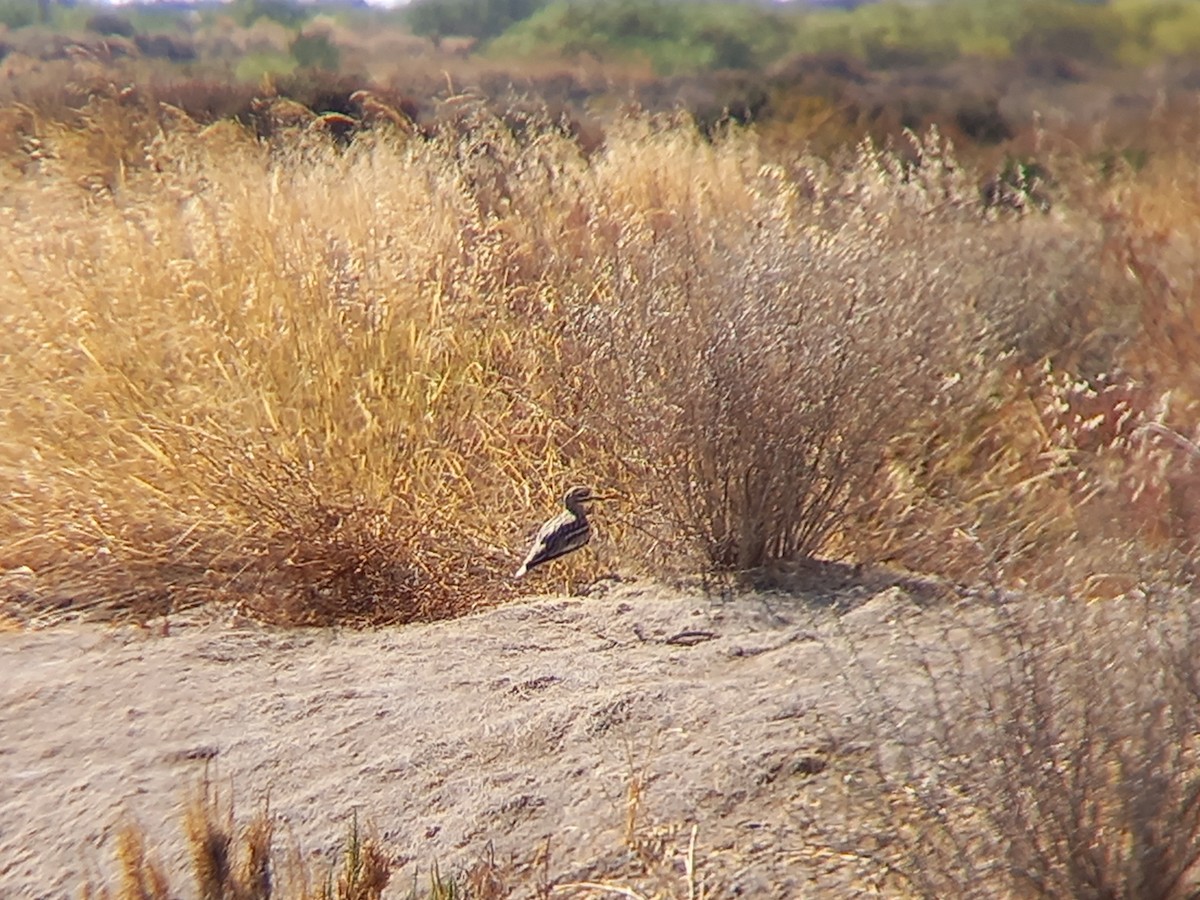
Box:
553;125;1100;572
0;91;1178;621
1106;146;1200;513
106;826;172;900
859;139;1200;592
967;589;1200;899
823;582;1200;899
184;783;275;900
865;359;1190;590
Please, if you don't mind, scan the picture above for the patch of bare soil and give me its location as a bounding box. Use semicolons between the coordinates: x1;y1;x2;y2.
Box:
0;576;986;898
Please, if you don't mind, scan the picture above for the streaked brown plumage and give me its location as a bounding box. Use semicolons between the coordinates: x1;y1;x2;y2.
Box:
515;486;603;579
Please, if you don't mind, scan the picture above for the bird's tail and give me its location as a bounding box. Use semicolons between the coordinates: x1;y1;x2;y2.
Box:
513;564;528;579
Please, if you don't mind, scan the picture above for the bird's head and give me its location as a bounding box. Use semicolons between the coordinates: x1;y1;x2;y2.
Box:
563;485;595;507
562;485;616;512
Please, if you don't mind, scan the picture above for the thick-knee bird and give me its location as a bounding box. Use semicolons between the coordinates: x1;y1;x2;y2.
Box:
514;486;605;578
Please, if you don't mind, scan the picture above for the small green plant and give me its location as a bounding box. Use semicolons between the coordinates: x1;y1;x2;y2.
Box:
403;861;460;900
317;811;391;900
229;0;310;29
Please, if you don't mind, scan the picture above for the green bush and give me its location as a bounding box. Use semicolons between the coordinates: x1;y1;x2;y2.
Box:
0;0;37;29
85;12;136;37
291;31;340;71
490;0;793;74
228;0;309;30
1013;0;1125;65
476;0;1200;74
785;0;1176;69
1113;0;1200;63
406;0;548;42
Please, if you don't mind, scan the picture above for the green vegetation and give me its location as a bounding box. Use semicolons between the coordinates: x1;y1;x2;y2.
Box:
4;0;1200;78
235;49;298;81
229;0;312;30
489;0;792;73
480;0;1200;72
0;0;37;29
406;0;548;42
290;30;340;71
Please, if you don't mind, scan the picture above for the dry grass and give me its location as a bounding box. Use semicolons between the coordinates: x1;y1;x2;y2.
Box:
831;583;1200;899
976;590;1200;899
85;782;394;900
857;144;1200;593
1;94;567;623
84;777;710;900
0;80;1196;627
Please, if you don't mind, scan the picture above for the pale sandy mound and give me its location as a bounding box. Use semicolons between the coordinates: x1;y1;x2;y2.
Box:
0;576;978;898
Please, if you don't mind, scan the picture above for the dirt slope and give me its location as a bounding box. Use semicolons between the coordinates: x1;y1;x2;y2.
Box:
0;577;968;898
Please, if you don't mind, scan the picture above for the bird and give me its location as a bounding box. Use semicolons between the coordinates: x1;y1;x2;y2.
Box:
514;486;606;579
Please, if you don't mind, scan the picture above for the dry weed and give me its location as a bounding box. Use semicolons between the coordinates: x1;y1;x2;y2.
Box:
556;126;1101;573
825;581;1200;898
1;91;1194;622
86;784;398;900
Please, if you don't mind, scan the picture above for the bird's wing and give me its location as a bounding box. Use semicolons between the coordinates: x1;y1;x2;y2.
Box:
516;511;590;576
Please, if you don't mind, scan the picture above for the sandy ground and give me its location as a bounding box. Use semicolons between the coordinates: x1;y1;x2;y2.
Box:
1;574;980;899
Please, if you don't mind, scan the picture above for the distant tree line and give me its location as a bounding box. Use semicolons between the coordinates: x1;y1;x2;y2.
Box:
400;0;1200;75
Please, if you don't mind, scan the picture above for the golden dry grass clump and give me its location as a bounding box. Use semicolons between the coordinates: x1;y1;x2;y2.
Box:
85;783;395;900
0;91;1194;624
1;98;558;624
